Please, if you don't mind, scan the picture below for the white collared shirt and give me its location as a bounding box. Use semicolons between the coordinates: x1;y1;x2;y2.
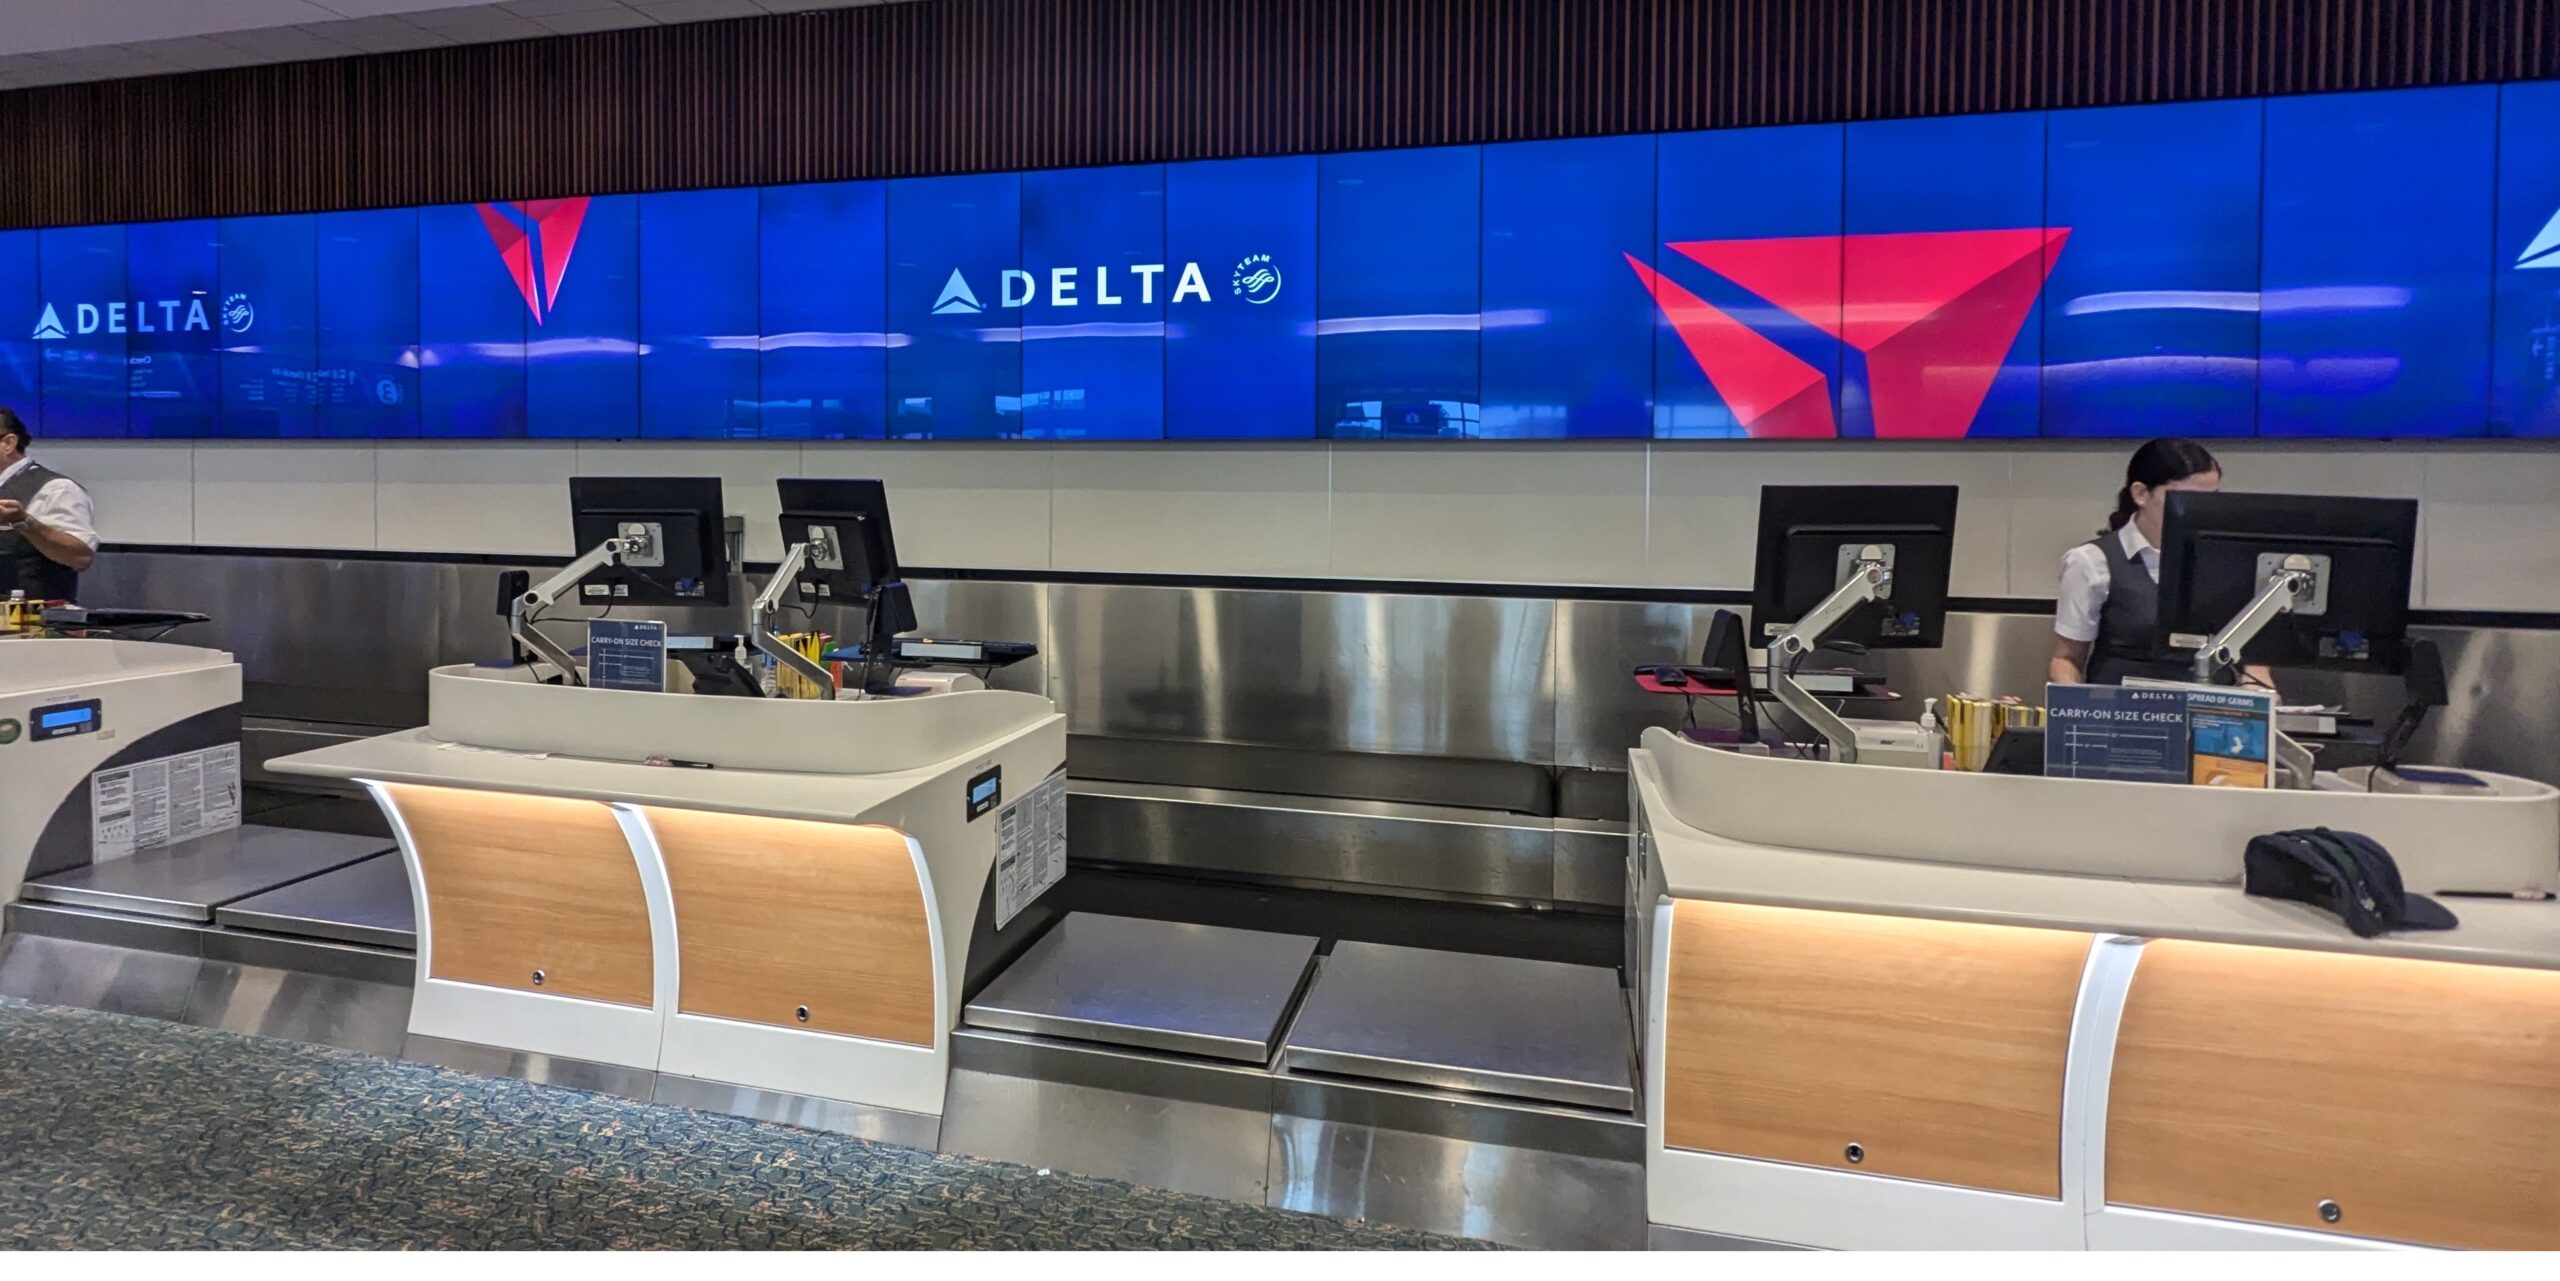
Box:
0;456;99;551
2053;521;2156;644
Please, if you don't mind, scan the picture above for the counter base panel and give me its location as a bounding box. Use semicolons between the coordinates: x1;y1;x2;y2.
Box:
405;1031;659;1102
2085;1206;2410;1251
962;913;1321;1064
658;1010;947;1118
409;977;665;1073
652;1074;942;1149
1647;1223;1810;1251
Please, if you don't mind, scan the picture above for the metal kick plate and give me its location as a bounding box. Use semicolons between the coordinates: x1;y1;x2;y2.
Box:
964;913;1320;1063
213;852;416;950
22;825;394;923
1281;941;1636;1112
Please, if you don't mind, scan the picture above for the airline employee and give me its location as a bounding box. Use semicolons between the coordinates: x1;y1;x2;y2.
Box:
2049;437;2269;688
0;408;99;602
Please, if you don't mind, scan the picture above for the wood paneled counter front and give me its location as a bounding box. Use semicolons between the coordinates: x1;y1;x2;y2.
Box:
1631;728;2560;1252
273;676;1068;1140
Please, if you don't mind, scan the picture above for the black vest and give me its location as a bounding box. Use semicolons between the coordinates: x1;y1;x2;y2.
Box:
1;460;81;602
2084;528;2193;686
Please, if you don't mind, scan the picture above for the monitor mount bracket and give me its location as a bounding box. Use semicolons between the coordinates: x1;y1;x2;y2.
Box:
1767;544;1892;765
751;540;839;701
2194;553;2322;790
509;531;646;687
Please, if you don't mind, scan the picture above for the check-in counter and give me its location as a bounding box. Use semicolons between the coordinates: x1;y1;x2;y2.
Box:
1;638;245;902
270;663;1067;1142
1630;728;2560;1251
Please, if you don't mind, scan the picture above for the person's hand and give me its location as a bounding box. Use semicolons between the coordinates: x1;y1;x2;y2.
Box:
0;499;22;528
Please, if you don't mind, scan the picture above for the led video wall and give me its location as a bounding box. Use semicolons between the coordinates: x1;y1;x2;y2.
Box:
7;80;2560;441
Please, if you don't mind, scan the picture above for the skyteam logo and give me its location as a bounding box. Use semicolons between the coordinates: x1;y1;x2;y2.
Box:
929;259;1243;312
2517;205;2560;270
1231;253;1282;304
30;296;214;340
221;292;255;334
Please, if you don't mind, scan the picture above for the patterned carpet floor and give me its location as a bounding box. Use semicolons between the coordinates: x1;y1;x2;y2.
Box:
0;997;1482;1250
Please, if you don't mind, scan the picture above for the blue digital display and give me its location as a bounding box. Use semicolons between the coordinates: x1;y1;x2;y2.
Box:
0;231;36;422
219;214;317;438
1482;136;1653;439
2260;86;2497;438
1166;155;1316;438
642;189;758;438
529;196;638;439
760;181;887;440
1317;146;1480;438
418;203;526;438
124;218;218;438
40;706;92;729
2041;99;2262;439
315;207;420;438
887;173;1021;439
1650;123;1846;440
1022;164;1164;441
2491;79;2560;437
13;80;2560;442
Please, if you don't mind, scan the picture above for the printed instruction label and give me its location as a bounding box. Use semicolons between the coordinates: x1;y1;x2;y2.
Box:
91;743;241;861
992;768;1069;930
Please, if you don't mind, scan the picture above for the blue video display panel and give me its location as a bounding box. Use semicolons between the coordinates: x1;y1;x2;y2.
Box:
2260;86;2496;438
760;181;887;440
39;224;130;438
124;218;218;438
219;214;317;438
1482;135;1654;439
1022;164;1165;441
641;189;758;438
1649;123;1845;440
1844;111;2049;440
15;78;2560;443
887;173;1021;439
525;196;638;439
315;207;420;438
0;232;37;424
1317;146;1480;438
1165;155;1316;439
2042;99;2263;439
418;203;526;438
2492;79;2560;436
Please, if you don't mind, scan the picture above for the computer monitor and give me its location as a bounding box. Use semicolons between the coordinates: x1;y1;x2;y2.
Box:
775;478;899;606
2156;492;2418;676
1750;484;1959;650
567;476;730;607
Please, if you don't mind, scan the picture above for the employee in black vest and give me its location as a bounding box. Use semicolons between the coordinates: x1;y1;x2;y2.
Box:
0;407;98;602
2049;438;2270;688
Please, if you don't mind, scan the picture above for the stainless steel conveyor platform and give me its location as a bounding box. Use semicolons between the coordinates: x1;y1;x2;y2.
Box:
21;825;394;923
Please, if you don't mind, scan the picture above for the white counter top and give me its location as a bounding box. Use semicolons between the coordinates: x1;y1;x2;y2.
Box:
270;727;988;826
0;637;232;696
1634;749;2560;971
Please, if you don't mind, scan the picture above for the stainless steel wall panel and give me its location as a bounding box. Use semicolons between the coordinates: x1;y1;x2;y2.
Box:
1052;583;1555;762
1069;782;1557;906
908;579;1051;696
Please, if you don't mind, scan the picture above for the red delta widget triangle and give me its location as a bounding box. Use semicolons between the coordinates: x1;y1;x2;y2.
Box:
475;197;593;325
1629;227;2070;438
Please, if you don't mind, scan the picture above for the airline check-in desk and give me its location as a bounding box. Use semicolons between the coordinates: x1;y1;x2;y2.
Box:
1630;728;2560;1251
271;662;1066;1141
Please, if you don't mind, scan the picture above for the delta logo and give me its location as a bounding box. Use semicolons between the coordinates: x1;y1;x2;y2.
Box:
478;197;591;324
1627;227;2070;438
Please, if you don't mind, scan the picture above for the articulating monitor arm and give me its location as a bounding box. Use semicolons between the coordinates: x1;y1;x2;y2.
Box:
509;535;636;687
751;541;838;701
1767;547;1893;765
2193;553;2322;790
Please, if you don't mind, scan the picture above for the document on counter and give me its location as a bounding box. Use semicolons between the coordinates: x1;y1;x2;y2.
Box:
89;743;243;861
993;768;1069;929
